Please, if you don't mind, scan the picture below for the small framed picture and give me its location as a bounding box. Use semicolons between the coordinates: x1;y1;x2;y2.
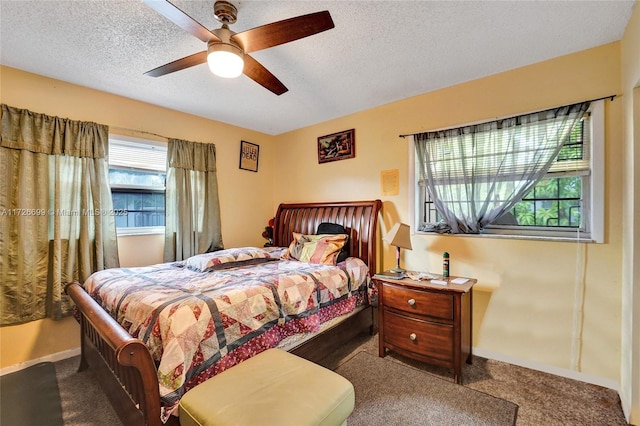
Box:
239;140;259;172
317;129;355;164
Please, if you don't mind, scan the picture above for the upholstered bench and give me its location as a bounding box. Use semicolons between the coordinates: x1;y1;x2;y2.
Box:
179;348;355;426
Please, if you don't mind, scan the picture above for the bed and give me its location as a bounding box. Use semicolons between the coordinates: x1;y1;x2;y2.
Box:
66;199;382;426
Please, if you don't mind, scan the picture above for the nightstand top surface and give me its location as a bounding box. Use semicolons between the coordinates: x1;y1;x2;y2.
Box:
373;275;475;293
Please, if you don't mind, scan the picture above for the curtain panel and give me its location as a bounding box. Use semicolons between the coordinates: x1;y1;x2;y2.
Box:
0;104;119;325
164;138;223;262
415;101;590;233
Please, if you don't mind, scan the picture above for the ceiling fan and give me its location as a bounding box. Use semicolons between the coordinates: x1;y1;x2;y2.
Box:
143;0;335;95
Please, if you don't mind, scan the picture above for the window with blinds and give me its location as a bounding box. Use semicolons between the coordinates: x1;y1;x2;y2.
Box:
108;137;167;234
417;100;604;241
508;114;590;228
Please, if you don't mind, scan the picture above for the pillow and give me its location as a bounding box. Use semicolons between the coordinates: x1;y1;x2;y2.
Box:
316;222;350;263
185;247;274;272
283;232;348;265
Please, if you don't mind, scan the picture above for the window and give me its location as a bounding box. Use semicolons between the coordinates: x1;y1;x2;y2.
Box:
413;100;604;241
108;136;167;235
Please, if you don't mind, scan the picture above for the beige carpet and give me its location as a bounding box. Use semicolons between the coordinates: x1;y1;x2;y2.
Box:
335;351;517;425
319;333;628;426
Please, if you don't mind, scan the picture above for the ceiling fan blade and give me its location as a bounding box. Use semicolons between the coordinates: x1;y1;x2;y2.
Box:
144;51;207;77
232;10;334;53
243;55;288;95
143;0;220;43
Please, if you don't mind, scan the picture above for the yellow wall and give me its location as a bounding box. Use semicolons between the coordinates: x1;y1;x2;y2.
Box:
621;1;640;423
0;317;80;369
117;234;165;267
275;43;623;383
0;65;277;369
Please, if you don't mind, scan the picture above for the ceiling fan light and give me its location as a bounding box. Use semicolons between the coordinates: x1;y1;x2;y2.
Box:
207;42;244;78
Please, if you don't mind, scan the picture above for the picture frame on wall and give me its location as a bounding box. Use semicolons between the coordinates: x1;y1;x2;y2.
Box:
239;140;259;172
317;129;355;164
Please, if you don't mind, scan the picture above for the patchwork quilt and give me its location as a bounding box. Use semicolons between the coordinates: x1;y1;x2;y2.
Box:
82;247;370;421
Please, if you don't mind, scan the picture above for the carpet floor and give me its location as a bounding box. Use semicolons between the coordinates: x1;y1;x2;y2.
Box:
0;361;64;426
52;332;628;425
319;333;628;426
335;351;517;425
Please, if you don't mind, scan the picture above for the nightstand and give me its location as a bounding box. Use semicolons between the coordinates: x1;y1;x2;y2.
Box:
374;276;476;384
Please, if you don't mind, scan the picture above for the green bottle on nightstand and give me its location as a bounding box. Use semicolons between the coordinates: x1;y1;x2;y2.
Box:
442;252;450;278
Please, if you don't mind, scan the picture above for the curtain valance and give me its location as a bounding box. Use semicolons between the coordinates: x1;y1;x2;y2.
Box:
167;138;217;172
0;103;108;158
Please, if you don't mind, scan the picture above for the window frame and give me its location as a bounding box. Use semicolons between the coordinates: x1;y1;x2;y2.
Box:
108;135;167;237
410;100;604;242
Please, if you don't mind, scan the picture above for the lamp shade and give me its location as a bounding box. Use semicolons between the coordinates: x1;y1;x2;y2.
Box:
207;42;244;78
384;223;412;250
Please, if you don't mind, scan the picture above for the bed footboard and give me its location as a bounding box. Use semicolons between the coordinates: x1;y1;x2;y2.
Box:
66;282;171;426
67;281;370;426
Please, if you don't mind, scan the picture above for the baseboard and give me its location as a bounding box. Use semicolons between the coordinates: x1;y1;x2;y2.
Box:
0;347;81;376
473;347;620;392
619;393;631;424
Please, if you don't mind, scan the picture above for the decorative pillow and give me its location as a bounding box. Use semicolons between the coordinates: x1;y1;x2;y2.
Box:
283;232;348;265
185;247;274;272
316;222;350;263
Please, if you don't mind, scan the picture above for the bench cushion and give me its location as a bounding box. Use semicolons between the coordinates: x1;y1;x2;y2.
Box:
179;348;355;426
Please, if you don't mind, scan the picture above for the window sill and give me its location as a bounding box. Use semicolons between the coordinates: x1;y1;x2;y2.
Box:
416;230;595;243
116;226;165;237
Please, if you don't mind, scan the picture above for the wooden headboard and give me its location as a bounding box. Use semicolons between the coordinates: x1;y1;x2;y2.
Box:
273;200;383;274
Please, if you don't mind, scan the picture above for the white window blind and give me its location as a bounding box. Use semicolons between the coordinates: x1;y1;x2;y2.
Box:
420;109;589;185
108;138;167;172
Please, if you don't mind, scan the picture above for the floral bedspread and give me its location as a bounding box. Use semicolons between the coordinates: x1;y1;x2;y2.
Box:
81;247;370;421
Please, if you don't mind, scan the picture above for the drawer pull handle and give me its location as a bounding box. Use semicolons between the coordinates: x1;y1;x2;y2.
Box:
409;333;417;341
407;298;416;306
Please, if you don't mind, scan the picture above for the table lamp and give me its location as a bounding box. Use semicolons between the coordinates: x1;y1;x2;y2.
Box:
384;223;412;273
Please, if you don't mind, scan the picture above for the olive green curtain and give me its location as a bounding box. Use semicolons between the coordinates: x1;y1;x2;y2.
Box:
0;104;119;325
163;138;223;262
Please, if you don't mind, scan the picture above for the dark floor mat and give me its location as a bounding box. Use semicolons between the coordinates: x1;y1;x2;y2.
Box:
0;362;64;426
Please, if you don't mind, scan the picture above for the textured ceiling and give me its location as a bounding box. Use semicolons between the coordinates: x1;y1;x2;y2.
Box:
0;1;635;135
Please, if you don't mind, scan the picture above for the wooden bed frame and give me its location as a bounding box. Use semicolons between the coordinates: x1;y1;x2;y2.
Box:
66;199;382;426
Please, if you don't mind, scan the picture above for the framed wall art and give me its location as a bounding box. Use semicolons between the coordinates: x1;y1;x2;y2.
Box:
239;140;259;172
317;129;355;164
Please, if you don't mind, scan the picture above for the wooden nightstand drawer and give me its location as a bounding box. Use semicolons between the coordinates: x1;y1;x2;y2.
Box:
376;275;475;384
383;311;454;362
382;283;454;320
